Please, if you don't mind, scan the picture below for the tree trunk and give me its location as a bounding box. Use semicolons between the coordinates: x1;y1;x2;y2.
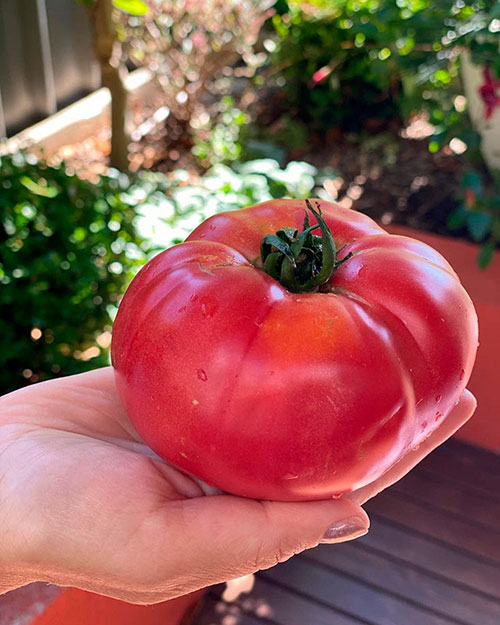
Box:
90;0;129;170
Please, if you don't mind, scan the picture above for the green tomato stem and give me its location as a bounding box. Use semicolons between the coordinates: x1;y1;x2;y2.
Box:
260;199;352;293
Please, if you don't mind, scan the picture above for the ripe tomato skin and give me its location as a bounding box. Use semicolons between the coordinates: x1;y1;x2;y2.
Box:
112;199;478;501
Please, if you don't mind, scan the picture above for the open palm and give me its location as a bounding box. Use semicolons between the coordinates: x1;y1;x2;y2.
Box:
0;368;475;603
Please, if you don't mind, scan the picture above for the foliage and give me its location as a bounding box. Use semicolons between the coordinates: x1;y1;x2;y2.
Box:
133;158;321;247
113;0;148;15
78;0;149;15
118;1;273;151
192;96;251;166
266;0;498;132
0;154;320;393
0;153;149;393
448;168;500;268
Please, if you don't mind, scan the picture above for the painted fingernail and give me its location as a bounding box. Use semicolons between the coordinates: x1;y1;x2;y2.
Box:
320;517;368;544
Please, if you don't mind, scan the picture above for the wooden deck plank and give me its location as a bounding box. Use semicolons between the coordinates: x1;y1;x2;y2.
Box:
236;577;366;625
195;438;500;625
392;469;500;530
360;516;500;599
195;596;270;625
261;556;457;625
441;439;500;474
419;444;500;496
201;577;366;625
304;541;500;625
365;491;500;563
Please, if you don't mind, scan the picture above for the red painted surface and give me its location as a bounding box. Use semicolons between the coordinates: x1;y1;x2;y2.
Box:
0;583;202;625
387;225;500;452
30;588;202;625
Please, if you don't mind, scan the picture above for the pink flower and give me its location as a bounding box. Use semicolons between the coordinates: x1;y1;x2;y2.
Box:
479;66;500;120
309;65;333;87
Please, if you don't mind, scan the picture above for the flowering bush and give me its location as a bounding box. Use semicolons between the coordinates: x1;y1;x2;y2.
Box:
120;0;273;142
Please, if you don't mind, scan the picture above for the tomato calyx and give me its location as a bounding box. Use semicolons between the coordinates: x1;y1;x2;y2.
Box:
260;199;353;293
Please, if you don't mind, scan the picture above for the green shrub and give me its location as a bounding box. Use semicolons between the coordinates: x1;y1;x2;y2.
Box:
0;154;321;393
267;0;496;134
448;169;500;268
0;153;148;393
133;158;322;245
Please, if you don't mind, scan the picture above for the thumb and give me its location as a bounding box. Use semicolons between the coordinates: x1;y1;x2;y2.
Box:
164;494;369;592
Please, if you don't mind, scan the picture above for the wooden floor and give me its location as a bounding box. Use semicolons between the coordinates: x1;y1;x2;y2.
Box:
194;439;500;625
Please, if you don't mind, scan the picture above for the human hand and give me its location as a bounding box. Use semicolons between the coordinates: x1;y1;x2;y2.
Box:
0;368;475;604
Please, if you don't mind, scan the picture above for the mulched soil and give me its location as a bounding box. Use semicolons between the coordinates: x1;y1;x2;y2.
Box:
46;104;465;239
300;128;465;237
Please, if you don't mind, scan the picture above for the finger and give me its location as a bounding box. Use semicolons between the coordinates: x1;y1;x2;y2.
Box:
349;389;477;505
1;368;138;442
124;495;368;602
28;493;369;604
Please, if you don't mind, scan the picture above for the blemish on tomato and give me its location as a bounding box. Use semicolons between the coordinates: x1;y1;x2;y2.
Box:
201;301;218;318
197;368;208;381
435;395;442;403
180;451;188;459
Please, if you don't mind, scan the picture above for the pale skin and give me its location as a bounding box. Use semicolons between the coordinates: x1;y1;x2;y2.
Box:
0;367;476;604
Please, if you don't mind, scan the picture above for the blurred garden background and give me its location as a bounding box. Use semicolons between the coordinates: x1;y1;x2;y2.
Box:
0;0;499;395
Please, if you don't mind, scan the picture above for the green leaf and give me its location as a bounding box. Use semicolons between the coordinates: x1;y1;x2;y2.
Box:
260;234;296;265
478;240;495;269
20;176;59;198
462;171;482;194
112;0;149;16
447;207;467;230
467;212;492;242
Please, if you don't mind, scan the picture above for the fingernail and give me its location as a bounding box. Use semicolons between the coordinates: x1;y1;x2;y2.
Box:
320;517;368;544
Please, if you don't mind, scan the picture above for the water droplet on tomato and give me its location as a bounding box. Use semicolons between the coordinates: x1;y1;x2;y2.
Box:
201;301;218;318
190;294;198;302
435;411;443;421
284;473;298;480
209;224;216;231
331;492;342;499
198;233;206;239
459;369;465;380
412;444;420;451
197;368;208;382
177;305;186;313
435;395;442;403
422;420;428;429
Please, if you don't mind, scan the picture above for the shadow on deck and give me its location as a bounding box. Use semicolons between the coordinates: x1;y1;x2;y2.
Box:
195;439;500;625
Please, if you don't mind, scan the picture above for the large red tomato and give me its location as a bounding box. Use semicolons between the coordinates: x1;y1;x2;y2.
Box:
112;199;478;501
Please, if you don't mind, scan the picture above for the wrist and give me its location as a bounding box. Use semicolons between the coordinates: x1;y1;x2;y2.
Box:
0;424;36;594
